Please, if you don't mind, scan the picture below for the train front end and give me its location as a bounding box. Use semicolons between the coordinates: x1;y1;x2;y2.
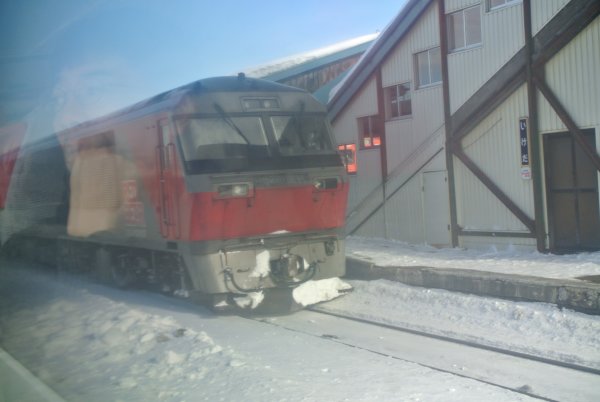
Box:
173;77;349;308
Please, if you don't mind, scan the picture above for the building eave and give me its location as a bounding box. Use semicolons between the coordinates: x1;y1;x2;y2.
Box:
327;0;433;122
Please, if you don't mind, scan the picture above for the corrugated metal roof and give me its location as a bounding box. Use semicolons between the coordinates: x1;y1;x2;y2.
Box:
327;0;433;121
244;34;377;82
259;40;375;82
312;70;351;104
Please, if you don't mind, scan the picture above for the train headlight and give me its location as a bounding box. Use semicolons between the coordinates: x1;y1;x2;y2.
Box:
271;254;304;280
215;182;253;199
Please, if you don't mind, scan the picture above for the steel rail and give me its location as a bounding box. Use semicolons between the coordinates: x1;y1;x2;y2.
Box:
308;305;600;377
248;312;556;402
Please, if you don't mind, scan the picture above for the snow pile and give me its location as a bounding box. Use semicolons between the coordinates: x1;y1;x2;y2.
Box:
318;279;600;369
234;291;265;309
0;270;245;401
249;250;270;278
1;265;542;401
293;277;353;306
347;236;600;279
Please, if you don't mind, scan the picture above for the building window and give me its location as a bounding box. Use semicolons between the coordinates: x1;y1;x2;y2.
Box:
447;5;482;52
384;83;412;119
488;0;521;11
337;143;357;174
357;115;383;149
415;47;442;88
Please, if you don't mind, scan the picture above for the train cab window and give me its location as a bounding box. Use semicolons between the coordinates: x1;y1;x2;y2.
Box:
177;116;269;162
271;115;332;156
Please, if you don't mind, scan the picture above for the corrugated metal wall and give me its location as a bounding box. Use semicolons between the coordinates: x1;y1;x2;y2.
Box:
538;15;600;243
455;85;533;234
445;0;480;14
381;2;440;87
331;2;450;243
354;206;386;239
384;175;426;242
447;1;524;114
332;77;380;215
330;0;599;251
378;2;449;244
539;17;600;133
531;0;570;35
385;86;445;173
452;3;600;249
381;2;445;172
384;151;447;243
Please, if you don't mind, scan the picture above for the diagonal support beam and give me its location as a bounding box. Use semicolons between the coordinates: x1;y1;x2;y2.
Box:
453;146;536;235
534;74;600;172
532;0;600;67
445;0;599;241
451;0;600;142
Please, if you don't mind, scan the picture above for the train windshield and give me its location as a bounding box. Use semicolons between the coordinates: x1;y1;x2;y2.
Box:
177;113;341;174
271;115;333;156
177;116;270;161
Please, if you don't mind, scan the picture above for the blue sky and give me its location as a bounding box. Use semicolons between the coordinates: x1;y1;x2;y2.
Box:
1;0;407;127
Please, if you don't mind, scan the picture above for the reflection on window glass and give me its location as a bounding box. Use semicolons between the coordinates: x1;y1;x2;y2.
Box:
271;115;332;155
447;5;482;52
337;143;357;174
384;83;411;119
416;47;442;88
176;117;268;161
448;11;465;50
357;115;383;149
464;6;482;46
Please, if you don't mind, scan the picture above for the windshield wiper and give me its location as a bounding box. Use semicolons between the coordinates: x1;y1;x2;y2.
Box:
213;102;250;144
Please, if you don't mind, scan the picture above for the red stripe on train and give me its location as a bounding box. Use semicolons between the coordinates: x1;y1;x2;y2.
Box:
187;184;348;241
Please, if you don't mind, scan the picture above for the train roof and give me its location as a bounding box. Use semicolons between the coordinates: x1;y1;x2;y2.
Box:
59;75;307;136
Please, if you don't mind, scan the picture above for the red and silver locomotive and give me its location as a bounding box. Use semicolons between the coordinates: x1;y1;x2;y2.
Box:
1;75;348;309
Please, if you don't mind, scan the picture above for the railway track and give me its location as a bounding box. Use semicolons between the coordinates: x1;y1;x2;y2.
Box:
6;261;598;400
309;305;600;377
250;306;600;402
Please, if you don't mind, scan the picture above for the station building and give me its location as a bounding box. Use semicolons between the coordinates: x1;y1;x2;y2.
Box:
244;34;377;104
328;0;600;253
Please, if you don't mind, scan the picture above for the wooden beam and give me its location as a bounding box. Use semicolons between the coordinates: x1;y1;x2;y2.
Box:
453;146;536;234
524;0;547;252
375;69;388;179
328;0;432;122
452;51;527;141
459;229;536;239
534;74;600;172
348;149;444;236
533;0;600;67
451;0;600;142
446;0;598;247
437;0;459;247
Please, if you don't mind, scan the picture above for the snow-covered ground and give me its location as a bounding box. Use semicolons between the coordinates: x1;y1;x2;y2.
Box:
318;280;600;370
346;236;600;280
2;257;599;401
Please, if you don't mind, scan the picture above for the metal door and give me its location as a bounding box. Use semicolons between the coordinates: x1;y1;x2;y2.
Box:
544;130;600;251
423;170;451;247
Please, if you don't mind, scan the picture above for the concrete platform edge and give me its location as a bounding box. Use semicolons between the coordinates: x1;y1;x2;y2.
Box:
345;256;600;315
0;347;65;402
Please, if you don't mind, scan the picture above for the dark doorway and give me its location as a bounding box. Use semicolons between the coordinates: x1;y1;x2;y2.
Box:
544;130;600;251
